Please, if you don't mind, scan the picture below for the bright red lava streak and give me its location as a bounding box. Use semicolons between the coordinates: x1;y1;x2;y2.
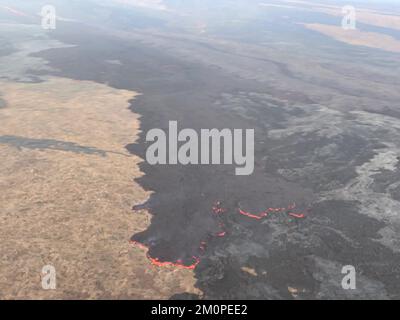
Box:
149;256;200;270
130;201;226;270
130;240;201;270
238;208;266;220
288;212;305;219
238;203;306;220
131;201;306;270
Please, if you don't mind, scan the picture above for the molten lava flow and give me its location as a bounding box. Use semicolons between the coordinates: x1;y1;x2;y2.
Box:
148;256;200;270
238;203;306;220
288;212;305;219
238;208;267;219
130;201;227;270
130;240;201;270
131;200;306;270
212;201;227;215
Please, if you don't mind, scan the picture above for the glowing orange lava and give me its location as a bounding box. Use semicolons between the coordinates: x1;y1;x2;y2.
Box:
238;203;306;220
131;201;307;270
238;208;267;219
149;256;200;270
130;201;227;270
288;212;305;219
130;240;201;270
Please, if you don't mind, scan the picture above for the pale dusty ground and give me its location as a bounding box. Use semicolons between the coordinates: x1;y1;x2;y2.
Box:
304;23;400;54
0;77;200;299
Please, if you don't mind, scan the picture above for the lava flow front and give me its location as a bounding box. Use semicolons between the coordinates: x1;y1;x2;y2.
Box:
131;201;307;270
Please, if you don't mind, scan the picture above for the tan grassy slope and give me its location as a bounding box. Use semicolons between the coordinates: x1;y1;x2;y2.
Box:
273;0;400;53
279;0;400;31
0;77;199;299
304;23;400;54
